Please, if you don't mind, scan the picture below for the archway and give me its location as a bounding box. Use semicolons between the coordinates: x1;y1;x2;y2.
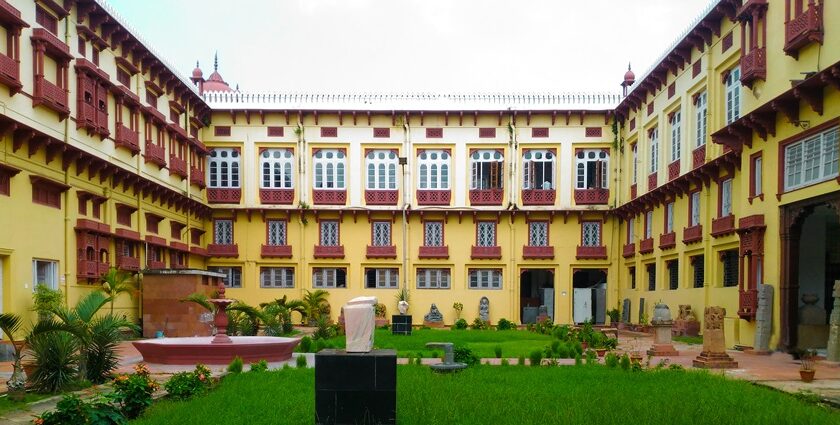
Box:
520;269;554;324
572;269;607;324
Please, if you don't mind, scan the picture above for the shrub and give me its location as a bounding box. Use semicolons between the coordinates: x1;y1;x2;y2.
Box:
299;336;313;353
550;340;561;356
313;315;336;340
494;345;503;358
604;352;619;368
556;343;571;359
296;355;307;368
452;302;463;319
313;339;326;353
669;363;685;371
552;325;572;342
250;360;269;373
572;341;584;356
496;318;514;331
453;345;479;366
28;331;79;393
36;394;125;425
620;353;631;371
453;319;468;330
501;358;510;366
227;356;244;373
542;346;553;359
111;364;158;419
585;350;598;365
574;353;582;366
534;318;554;335
517;354;526;366
164;365;211;401
470;318;490;330
528;350;543;367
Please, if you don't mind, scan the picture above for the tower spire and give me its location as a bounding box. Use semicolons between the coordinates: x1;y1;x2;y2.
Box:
214;52;218;72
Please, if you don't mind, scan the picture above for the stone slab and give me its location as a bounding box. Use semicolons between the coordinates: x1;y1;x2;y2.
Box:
315;349;396;425
391;315;412;335
693;351;739;369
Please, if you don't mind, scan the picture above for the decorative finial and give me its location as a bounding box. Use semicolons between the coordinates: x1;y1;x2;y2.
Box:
196;60;199;68
628;62;632;71
214;52;218;71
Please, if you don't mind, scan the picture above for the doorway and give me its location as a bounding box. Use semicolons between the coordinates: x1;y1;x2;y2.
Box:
520;269;554;324
573;269;607;324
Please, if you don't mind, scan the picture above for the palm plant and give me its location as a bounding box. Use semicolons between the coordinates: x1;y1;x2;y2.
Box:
260;296;305;334
301;289;330;326
0;313;28;397
180;292;216;313
99;267;137;314
30;291;138;384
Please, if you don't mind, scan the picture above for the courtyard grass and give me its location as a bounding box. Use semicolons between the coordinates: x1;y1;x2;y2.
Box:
317;328;553;358
673;335;704;345
132;365;838;425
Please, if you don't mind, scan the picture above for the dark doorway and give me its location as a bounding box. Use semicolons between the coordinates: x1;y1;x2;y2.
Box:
520;270;554;324
572;269;607;324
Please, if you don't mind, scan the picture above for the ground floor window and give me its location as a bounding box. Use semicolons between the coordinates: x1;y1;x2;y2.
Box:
208;266;242;288
721;250;738;287
668;260;678;290
313;268;347;288
33;259;58;290
629;266;636;289
260;267;294;288
365;268;398;289
416;268;450;289
468;269;502;289
692;255;704;288
647;263;656;291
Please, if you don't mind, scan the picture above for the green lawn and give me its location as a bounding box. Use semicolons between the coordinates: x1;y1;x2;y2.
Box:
673;335;704;345
0;392;53;416
317;328;553;358
132;366;838;425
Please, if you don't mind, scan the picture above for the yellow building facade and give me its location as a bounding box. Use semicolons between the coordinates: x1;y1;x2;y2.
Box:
1;0;838;352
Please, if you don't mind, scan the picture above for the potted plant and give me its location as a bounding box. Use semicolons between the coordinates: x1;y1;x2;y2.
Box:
395;287;410;315
607;308;620;326
453;302;463;320
800;349;816;383
0;313;27;401
374;303;388;327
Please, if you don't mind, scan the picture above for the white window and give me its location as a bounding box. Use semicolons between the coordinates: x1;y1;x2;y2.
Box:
260;148;294;189
33;259;58;290
665;202;674;233
313;268;346;288
418;150;450;189
366;150;398;190
670;111;681;163
365;268;398;289
470;150;503;190
313;149;346;189
649;128;659;174
632;144;638;184
725;66;741;125
523;150;555;189
627;217;635;243
417;268;451;289
372;221;391;246
320;220;339;246
695;91;707;148
582;222;601;247
690;192;701;226
208;266;242;288
721;179;733;217
260;267;294;288
424;221;443;246
754;156;763;196
576;150;609;189
645;211;653;239
214;220;233;245
784;126;839;191
267;220;286;246
476;221;496;247
208;148;240;188
469;269;502;289
528;221;548;247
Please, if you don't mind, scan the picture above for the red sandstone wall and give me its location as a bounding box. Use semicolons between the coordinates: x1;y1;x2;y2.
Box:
142;272;220;338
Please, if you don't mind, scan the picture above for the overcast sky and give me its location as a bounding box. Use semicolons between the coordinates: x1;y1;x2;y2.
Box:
107;0;713;94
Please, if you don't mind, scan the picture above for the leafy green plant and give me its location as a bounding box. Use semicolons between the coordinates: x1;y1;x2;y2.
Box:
99;268;137;314
604;352;619;368
0;313;28;396
496;318;514;331
620;354;631;371
250;360;269;373
111;364;158;419
32;285;63;320
494;345;502;358
574;353;583;366
164;365;211;401
452;302;463;319
302;289;331;325
470;318;490;330
296;355;307;368
607;308;620;324
556;342;571;359
35;393;125;425
453;345;479;366
528;350;543;367
180;292;216;314
585;349;598;365
517;354;526;366
299;336;313;353
453;319;468;330
313;315;336;340
227;356;244;373
374;303;387;318
27;331;79;393
501;358;510;366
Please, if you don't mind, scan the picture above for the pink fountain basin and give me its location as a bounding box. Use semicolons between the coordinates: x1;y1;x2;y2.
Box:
133;336;300;365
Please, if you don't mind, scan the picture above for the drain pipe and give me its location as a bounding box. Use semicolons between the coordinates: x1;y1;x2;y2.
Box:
62;18;72;306
401;113;411;291
507;111;518;320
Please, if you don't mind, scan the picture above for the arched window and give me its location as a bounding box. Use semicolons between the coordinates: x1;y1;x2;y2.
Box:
208;148;240;188
313;149;346;189
417;150;450;189
470;150;503;190
522;150;555;189
575;150;609;189
260;148;294;189
366;150;398;190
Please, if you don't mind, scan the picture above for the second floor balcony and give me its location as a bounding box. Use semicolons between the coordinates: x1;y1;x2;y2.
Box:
207;243;239;257
622;242;635;258
639;237;654;254
0;50;21;93
668;161;680;181
116;255;140;272
312;189;347;205
659;232;676;250
365;189;399;205
416;190;451;205
314;244;345;259
33;77;69;118
144;142;166;168
575;245;607;260
260;188;294;204
711;215;736;238
419;245;448;259
740;47;766;88
469;188;503;206
261;244;292;258
683;225;703;244
366;245;397;259
784;3;823;58
471;245;502;259
190;167;206;188
115;125;140;155
574;188;609;205
169;156;187;178
522;189;556;206
207;188;241;204
523;245;554;259
692;145;706;169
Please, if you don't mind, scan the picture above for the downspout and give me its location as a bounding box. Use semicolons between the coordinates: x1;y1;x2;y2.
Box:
402;113;411;291
612;115;622;311
62;18;71;306
297;113;308;303
507;111;518;320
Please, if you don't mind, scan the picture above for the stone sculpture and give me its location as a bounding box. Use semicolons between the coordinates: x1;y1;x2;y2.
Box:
343;296;377;353
423;303;444;328
753;284;773;354
621;299;631;324
426;342;467;373
827;281;840;362
647;303;678;356
673;304;700;336
398;300;409;315
479;297;490;322
693;306;738;368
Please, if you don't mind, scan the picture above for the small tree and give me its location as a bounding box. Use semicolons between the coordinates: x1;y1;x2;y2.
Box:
0;313;27;399
99;268;137;314
302;289;330;325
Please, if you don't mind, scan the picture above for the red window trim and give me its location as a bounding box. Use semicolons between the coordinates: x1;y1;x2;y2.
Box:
626;216;634;243
318;218;340;245
370;220;393;246
717;177;733;218
115;203;136;227
475;220;499;246
775;119;840;201
213;218;235;244
422;219;445;247
145;212;164;234
749;151;764;203
526;219;550;246
580;219;603;246
663;200;675;233
687;188;701;225
30;176;69;209
265;219;288;245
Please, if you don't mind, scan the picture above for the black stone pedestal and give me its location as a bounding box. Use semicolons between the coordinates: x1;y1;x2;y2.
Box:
391;314;412;335
315;349;396;425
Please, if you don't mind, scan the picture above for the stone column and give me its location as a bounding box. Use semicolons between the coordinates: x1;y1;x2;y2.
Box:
827;281;840;362
693;306;738;369
752;284;773;355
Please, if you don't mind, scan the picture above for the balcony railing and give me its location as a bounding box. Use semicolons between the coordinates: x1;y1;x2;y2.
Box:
523;245;554;259
574;188;609;205
668;160;680;181
784;4;823;58
169;156;187;178
190;167;206;188
207;188;241;204
622;242;635;258
630;184;637;200
144;142;166;168
116;255;140;272
259;188;294;204
683;225;703;244
365;189;399;205
739;47;766;88
0;52;21;93
522;189;556;206
711;215;736;237
366;245;397;259
261;244;292;258
207;243;239;257
692;145;706;169
416;190;451;205
576;245;607;260
469;189;503;206
34;77;69;117
115;125;139;155
659;232;676;250
639;237;654;254
471;245;502;259
312;189;347;205
314;245;345;259
738;288;758;320
189;247;207;257
76;260;99;279
146;260;166;269
419;246;448;259
648;172;658;191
